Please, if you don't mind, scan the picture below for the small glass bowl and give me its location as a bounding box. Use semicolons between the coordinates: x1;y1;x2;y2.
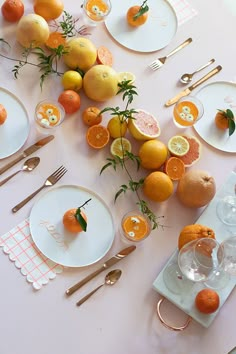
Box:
120;210;152;243
35;100;65;133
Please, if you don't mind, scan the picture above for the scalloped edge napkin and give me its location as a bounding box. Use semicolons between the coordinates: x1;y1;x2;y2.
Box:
169;0;198;25
0;218;63;290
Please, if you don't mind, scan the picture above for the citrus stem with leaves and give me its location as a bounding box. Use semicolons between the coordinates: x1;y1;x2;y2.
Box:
100;80;163;230
75;198;92;232
134;0;149;20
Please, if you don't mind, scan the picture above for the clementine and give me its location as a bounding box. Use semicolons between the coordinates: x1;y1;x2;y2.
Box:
63;209;87;233
86;124;110;149
195;288;220;314
82;107;102;126
58;90;81;114
0;104;7;125
34;0;64;21
126;0;149;27
1;0;24;22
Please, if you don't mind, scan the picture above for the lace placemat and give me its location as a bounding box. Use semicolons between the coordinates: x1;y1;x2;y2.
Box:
0;219;63;290
169;0;198;25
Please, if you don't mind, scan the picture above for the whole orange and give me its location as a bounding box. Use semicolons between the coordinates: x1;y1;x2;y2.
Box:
195;288;220;314
215;111;230;130
0;104;7;125
143;171;174;202
1;0;24;22
126;5;148;27
63;209;87;233
34;0;64;21
58;90;81;114
82;107;102;126
138;139;168;170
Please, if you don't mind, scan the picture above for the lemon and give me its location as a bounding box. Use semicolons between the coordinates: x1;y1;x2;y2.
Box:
62;70;83;92
110;137;132;158
117;72;136;84
168;135;190;156
107;116;128;138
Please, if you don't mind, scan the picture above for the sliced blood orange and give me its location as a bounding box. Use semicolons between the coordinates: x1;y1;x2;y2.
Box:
86;124;110;149
128;109;161;141
179;135;202;167
163;157;185;181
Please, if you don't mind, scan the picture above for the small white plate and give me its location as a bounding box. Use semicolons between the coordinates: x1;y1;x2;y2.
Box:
29;185;115;267
194;81;236;153
0;87;30;159
105;0;177;53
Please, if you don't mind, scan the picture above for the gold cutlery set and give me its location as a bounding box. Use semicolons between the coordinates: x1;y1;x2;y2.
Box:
149;37;222;106
66;245;136;306
0;135;67;212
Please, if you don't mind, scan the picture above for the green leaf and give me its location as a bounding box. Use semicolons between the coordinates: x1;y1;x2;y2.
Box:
100;161;113;174
229;118;235;136
226;109;234;120
75;208;87;232
133;0;149;20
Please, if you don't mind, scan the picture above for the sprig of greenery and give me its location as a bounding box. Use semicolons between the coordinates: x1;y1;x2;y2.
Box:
133;0;149;21
75;198;92;232
217;108;235;136
50;10;91;37
99;80;162;230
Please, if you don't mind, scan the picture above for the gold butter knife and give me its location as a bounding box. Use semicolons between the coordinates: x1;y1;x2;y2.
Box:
165;65;222;107
65;245;136;296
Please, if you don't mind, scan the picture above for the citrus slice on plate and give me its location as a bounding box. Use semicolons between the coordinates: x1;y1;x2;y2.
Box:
128;109;161;141
86;124;110;149
117;71;136;84
168;135;189;156
163;157;185;181
110;137;132;158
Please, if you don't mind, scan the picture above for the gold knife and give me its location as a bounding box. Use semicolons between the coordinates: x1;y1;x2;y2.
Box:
0;135;54;175
65;245;136;296
165;65;222;107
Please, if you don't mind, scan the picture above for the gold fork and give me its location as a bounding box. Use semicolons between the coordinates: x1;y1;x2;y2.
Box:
149;38;192;71
12;165;67;213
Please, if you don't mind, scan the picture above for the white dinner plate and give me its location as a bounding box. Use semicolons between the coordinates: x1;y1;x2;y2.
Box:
0;87;30;159
105;0;177;53
194;81;236;153
29;185;115;267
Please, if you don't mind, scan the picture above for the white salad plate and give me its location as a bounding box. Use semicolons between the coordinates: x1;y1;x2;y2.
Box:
194;81;236;153
29;185;115;267
105;0;177;53
0;87;30;159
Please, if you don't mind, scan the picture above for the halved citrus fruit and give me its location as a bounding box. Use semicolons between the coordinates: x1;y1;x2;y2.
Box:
128;109;161;141
86;124;110;149
163;157;185;181
97;46;113;66
117;71;136;84
179;135;202;167
45;31;66;49
168;135;190;156
110;137;132;158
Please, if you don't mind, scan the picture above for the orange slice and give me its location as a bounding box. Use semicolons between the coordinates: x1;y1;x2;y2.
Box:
97;46;113;66
86;124;110;149
45;32;66;49
163;157;185;181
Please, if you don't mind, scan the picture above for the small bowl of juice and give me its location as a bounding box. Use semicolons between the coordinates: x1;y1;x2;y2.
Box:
82;0;112;26
173;96;204;128
120;210;151;243
35;100;65;133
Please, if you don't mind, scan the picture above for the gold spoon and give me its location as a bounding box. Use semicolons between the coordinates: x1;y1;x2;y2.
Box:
180;58;215;84
0;157;40;186
76;269;122;306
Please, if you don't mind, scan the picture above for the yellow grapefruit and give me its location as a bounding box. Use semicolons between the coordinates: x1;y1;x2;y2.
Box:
63;37;97;72
83;65;118;102
143;171;174;202
138;139;168;170
16;13;49;48
128;109;161;140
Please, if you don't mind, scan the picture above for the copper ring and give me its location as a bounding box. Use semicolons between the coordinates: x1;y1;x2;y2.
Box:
156;297;192;331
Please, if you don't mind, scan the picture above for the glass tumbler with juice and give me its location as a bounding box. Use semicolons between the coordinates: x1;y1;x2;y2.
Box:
120;210;151;243
82;0;112;26
173;96;204;128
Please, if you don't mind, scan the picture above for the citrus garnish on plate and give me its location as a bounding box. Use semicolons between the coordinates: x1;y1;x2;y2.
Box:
168;135;190;156
110;137;132;158
86;124;110;149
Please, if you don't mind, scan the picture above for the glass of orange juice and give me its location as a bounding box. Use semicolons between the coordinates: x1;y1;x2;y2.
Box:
82;0;112;26
173;96;204;128
120;210;152;243
35;100;65;134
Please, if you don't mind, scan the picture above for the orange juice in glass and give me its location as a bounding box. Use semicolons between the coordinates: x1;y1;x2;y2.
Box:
120;210;151;243
35;100;65;134
82;0;111;26
173;96;204;128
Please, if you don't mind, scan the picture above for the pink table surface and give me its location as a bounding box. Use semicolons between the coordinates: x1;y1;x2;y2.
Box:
0;1;235;353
